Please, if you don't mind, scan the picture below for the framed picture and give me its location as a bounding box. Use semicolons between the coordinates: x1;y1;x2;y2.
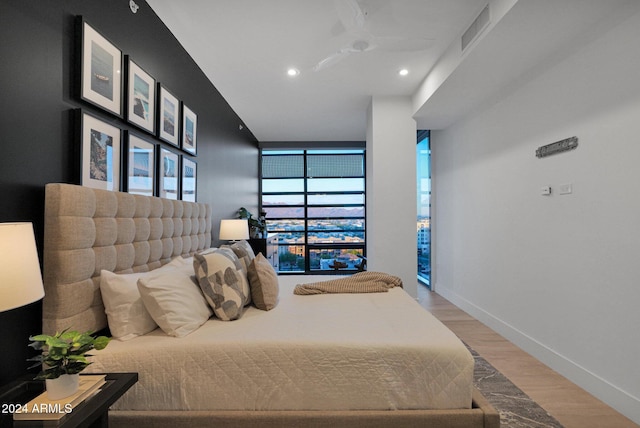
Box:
125;132;156;196
157;85;180;147
126;57;156;134
78;110;121;191
181;157;197;202
159;147;179;200
78;17;123;117
181;104;197;155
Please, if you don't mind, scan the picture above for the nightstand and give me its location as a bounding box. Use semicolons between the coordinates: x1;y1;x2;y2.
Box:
248;238;267;256
0;372;137;427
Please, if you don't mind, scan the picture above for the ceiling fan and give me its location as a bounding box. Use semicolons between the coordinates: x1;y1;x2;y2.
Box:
313;0;435;72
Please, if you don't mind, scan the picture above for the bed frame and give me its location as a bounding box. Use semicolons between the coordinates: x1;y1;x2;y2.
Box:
42;183;499;428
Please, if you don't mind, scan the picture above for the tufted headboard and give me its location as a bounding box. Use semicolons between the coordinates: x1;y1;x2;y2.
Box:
42;183;212;334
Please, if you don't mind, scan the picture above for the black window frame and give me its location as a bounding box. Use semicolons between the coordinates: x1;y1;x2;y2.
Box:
260;147;366;274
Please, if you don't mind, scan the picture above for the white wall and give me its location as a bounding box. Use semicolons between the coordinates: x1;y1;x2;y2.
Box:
366;96;418;298
431;7;640;423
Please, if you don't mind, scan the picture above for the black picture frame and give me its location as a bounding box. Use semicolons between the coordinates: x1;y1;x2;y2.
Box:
125;57;156;134
157;84;180;147
181;103;197;155
181;157;197;202
158;147;179;200
125;131;156;196
78;110;121;191
77;17;123;117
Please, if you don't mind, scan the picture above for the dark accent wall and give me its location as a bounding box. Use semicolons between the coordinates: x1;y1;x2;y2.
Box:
0;0;259;385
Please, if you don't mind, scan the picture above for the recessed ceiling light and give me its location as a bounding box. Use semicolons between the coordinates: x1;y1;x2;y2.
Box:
398;68;409;76
287;68;300;77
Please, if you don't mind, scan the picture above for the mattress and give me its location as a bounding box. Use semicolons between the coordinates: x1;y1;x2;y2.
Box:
86;276;473;411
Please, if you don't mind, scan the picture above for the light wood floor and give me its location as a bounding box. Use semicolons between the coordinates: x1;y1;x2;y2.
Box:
417;284;638;428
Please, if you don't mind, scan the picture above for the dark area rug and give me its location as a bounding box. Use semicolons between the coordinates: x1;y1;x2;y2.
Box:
467;345;564;428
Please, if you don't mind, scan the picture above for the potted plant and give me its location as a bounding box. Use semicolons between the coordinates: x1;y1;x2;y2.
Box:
237;207;266;238
28;330;111;399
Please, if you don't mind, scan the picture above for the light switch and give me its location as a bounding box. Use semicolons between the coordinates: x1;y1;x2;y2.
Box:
558;184;573;195
540;186;551;196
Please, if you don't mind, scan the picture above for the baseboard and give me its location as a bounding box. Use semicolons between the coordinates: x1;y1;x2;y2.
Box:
435;285;640;425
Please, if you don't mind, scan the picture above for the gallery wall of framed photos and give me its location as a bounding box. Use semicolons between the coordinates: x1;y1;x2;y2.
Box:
76;16;198;201
1;0;260;387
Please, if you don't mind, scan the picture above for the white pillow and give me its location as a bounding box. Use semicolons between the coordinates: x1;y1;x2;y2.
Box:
99;257;192;341
167;256;191;267
100;270;158;341
137;262;213;337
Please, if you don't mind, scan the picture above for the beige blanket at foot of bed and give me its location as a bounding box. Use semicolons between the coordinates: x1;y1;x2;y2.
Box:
293;271;403;295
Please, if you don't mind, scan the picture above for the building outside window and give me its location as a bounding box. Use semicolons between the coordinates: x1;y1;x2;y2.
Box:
261;148;366;274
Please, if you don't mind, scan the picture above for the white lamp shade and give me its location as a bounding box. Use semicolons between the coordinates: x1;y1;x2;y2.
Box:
0;223;45;312
219;219;249;241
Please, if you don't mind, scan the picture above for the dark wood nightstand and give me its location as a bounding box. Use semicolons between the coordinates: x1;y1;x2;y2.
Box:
0;372;137;428
248;238;267;256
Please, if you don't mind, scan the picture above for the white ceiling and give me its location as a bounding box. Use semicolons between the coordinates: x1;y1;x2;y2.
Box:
146;0;636;142
146;0;488;141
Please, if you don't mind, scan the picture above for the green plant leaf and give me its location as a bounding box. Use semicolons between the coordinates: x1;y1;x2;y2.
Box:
93;336;111;350
27;329;110;379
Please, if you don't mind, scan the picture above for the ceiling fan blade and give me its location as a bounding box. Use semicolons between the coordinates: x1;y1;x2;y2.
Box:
332;0;367;35
319;1;431;72
313;49;351;72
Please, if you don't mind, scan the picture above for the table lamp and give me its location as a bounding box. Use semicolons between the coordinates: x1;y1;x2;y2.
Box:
219;219;249;242
0;223;45;312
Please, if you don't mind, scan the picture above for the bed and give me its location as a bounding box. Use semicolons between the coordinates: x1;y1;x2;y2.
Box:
42;183;499;428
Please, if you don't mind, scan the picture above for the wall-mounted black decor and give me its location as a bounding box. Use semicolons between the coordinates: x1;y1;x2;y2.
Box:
125;131;156;197
77;17;123;117
536;136;578;158
78;110;121;191
157;84;180;147
125;57;156;135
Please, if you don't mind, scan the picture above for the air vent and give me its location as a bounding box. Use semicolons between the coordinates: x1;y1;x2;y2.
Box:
461;4;490;52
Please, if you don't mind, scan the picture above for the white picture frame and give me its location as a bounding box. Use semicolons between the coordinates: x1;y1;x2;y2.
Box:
79;18;123;117
181;157;196;202
126;132;156;196
157;85;180;147
181;104;197;155
126;58;156;134
79;110;121;191
159;147;179;200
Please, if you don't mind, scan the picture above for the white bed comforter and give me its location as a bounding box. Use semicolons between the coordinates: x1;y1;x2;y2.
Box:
87;278;473;411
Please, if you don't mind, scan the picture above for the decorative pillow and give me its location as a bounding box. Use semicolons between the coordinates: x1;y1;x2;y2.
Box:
193;249;250;321
231;240;255;261
137;262;213;337
247;253;279;311
208;247;252;306
221;240;253;277
99;270;158;341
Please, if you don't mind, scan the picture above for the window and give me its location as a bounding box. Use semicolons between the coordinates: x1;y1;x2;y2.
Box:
417;132;431;287
261;149;366;274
